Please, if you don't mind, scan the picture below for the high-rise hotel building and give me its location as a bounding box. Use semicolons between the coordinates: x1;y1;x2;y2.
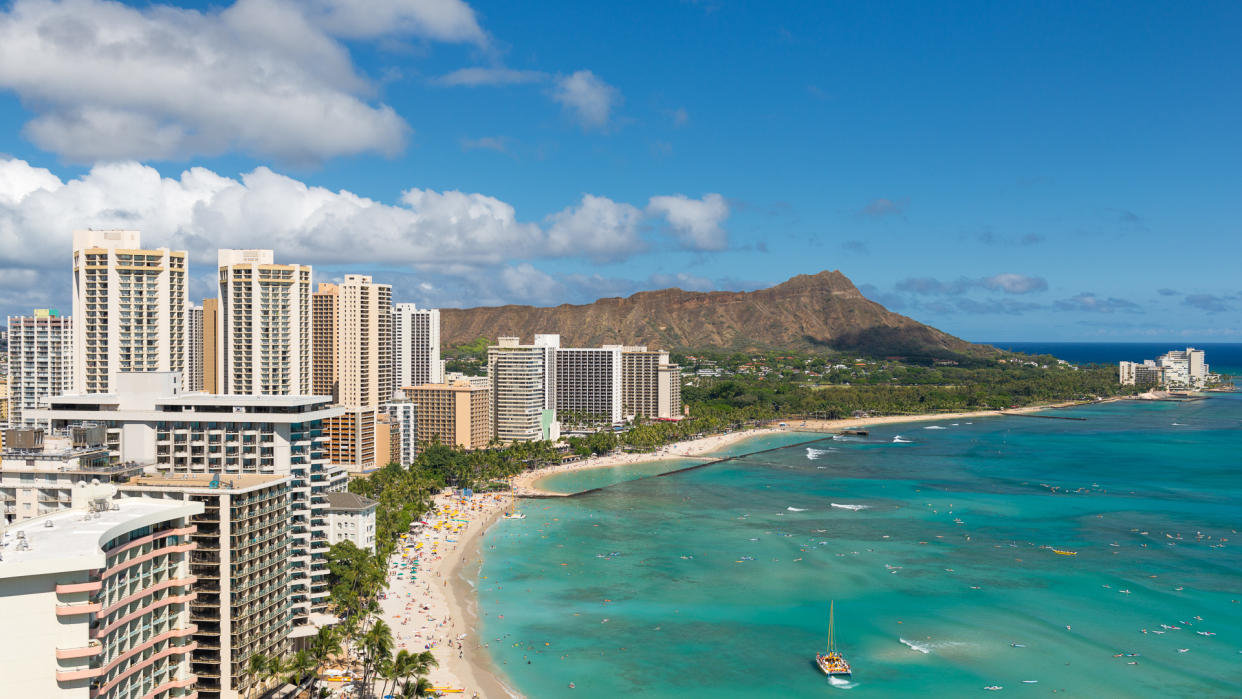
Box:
314;276;392;473
555;346;622;424
187;304;204;392
72;230;189;394
488;335;559;443
620;347;683;419
392;304;442;392
217;249;312;396
6;309;73;427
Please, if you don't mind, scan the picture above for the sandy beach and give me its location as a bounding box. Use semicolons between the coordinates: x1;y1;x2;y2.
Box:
376;490;517;698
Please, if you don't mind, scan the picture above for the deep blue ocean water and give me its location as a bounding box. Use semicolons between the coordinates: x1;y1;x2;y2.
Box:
990;342;1242;376
474;396;1242;698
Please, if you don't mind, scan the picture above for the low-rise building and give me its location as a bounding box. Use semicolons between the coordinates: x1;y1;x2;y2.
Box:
1;427;144;524
324;491;378;552
405;381;492;451
0;485;203;699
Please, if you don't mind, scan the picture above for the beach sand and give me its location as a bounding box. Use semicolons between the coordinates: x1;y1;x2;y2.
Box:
376;491;518;698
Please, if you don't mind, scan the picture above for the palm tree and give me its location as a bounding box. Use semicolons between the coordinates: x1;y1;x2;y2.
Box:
309;626;343;698
410;650;437;678
360;619;394;697
246;654;268;699
401;677;434;698
286;649;316;689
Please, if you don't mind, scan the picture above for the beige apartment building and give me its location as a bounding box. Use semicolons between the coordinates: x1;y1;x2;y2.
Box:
621;346;684;419
315;276;392;472
202;298;218;393
187;304;204;392
7;308;73;427
217;249;312;396
72;230;189;394
311;282;338;401
405;381;491;450
555;346;622;424
121;473;294;699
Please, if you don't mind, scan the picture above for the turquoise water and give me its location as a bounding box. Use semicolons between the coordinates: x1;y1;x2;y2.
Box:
477;397;1242;697
535;434;820;494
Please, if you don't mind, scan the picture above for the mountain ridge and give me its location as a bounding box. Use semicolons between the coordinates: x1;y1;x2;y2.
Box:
440;270;986;357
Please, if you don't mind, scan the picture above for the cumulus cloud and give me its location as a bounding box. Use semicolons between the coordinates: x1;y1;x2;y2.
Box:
435;67;549;86
647;193;729;251
0;0;428;163
545;194;645;262
1182;294;1231;313
305;0;486;43
0;156;735;316
551;70;621;129
1054;293;1142;314
858;197;908;217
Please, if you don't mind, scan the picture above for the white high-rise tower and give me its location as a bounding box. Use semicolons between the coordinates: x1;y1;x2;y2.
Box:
217;249;313;395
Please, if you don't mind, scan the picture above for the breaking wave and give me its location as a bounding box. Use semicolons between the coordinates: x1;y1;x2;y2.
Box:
831;503;870;511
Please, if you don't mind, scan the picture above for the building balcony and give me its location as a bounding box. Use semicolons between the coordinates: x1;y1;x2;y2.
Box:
56;601;103;616
55;641;103;660
56;580;103;595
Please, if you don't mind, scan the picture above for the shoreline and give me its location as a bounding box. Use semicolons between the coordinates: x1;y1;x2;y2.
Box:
399;397;1126;696
377;491;518;698
510;398;1119;496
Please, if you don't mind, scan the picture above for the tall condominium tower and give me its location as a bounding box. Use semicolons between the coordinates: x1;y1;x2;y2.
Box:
202;298;218;393
311;283;338;401
555;346;622;424
217;249;312;396
392;303;442;393
186;303;203;391
487;335;558;443
71;229;189;393
315;275;392;472
621;346;683;419
6;309;73;427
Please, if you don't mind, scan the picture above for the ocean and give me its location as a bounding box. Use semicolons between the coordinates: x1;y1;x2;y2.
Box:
989;342;1242;376
475;394;1242;697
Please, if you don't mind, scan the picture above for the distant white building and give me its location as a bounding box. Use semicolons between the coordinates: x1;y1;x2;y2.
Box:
1120;347;1210;389
324;491;378;552
383;399;418;466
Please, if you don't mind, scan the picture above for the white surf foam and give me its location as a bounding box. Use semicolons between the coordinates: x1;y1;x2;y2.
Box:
900;638;931;654
892;435;912;443
807;447;832;460
831;503;870;511
924;425;946;430
828;676;857;689
787;507;808;512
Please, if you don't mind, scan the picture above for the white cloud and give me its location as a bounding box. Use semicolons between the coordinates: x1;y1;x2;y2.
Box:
981;273;1048;294
647;193;729;251
546;194;645;262
436;67;549;86
0;0;466;163
672;107;689;127
499;263;566;305
551;70;621;130
306;0;485;43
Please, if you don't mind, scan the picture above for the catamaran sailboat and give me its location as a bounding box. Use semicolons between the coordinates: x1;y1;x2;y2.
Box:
815;601;852;677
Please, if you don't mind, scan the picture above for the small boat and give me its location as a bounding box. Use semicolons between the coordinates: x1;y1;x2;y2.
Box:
815;601;852;677
984;686;1003;691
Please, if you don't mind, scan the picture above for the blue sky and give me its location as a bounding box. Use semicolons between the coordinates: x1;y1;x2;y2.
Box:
0;0;1238;342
